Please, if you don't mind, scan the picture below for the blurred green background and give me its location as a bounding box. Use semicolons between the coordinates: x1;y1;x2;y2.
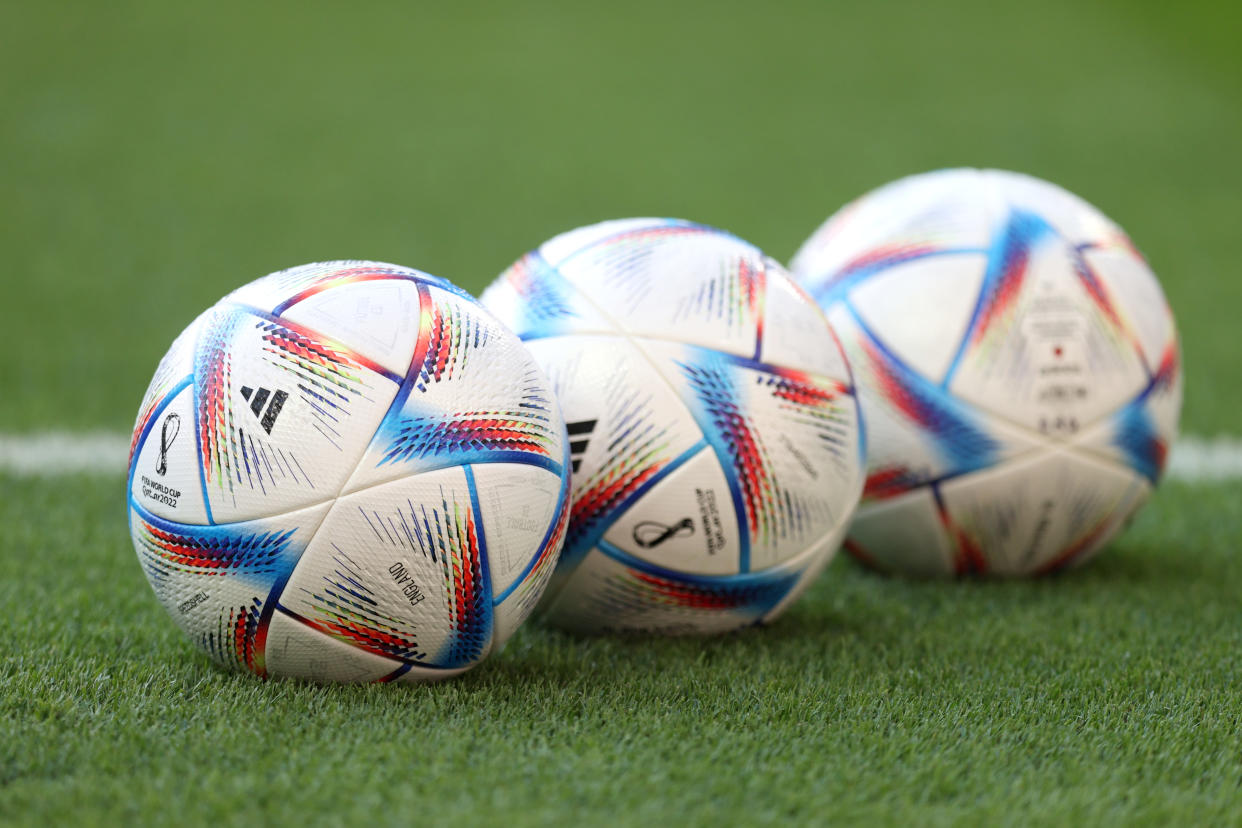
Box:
2;0;1238;435
5;3;1242;824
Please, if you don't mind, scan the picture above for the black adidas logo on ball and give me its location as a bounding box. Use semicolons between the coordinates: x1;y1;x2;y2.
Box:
566;419;596;473
240;386;288;434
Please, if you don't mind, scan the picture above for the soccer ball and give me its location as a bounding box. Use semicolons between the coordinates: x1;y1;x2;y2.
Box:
790;169;1182;576
127;261;570;682
481;219;864;634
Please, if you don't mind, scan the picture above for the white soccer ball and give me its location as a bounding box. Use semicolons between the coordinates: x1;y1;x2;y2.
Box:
481;219;865;634
127;261;570;682
791;169;1182;576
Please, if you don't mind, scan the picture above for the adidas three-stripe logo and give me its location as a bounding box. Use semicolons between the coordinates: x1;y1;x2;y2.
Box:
566;419;596;473
240;386;288;434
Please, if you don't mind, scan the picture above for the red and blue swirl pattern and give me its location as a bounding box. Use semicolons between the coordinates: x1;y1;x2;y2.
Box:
857;333;999;499
966;210;1049;348
133;511;299;581
498;252;583;339
297;547;429;663
373;286;562;475
434;478;493;668
202;599;265;675
592;541;801;627
674;351;851;565
1111;341;1179;483
131;507;308;677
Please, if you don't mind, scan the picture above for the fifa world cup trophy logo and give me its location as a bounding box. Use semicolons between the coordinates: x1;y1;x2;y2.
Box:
632;518;695;549
156;413;181;476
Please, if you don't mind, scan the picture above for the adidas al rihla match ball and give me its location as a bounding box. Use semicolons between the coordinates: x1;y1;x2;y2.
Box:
127;261;570;682
481;219;864;634
791;169;1181;576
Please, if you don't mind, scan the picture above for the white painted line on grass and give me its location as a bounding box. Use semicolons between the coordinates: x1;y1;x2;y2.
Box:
0;432;129;477
0;431;1240;482
1164;435;1242;483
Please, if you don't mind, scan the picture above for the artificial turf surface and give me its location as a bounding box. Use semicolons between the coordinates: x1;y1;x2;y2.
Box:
3;476;1241;825
2;0;1240;824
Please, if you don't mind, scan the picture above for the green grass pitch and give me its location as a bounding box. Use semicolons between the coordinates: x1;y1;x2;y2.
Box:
2;0;1240;824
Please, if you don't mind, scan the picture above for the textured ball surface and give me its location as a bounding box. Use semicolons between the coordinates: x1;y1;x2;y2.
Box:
482;219;864;634
128;261;570;682
791;169;1182;576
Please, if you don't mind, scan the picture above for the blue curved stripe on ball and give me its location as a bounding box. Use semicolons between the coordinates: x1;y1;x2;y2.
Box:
941;209;1054;387
559;439;709;571
129;500;306;588
268;267;471;317
127;374;194;501
667;354;755;572
595;538;800;618
431;465;495;669
808;246;985;309
492;433;573;606
1112;401;1164;484
845;301;1000;476
508;250;585;340
374;427;566;480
